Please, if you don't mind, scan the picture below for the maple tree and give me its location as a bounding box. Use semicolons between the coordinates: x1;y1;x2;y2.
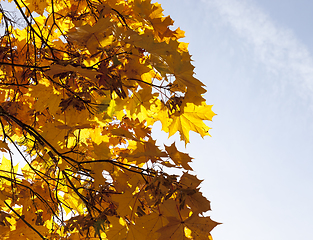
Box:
0;0;219;239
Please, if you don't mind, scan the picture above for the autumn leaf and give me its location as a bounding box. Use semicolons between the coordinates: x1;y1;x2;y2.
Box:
0;141;9;152
185;214;221;239
126;139;168;164
169;102;216;144
0;156;19;181
180;172;203;189
166;52;206;95
106;216;128;240
46;64;100;81
157;214;220;239
29;79;63;114
126;222;148;240
9;225;49;239
0;0;218;239
135;212;167;239
185;191;211;214
111;190;141;219
165;142;193;170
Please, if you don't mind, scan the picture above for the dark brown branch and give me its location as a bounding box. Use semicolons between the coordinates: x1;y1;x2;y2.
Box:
90;51;131;68
63;170;100;215
0;174;61;221
0;61;50;69
127;78;171;89
111;8;129;28
13;0;56;58
3;201;48;240
79;159;154;177
0;107;79;169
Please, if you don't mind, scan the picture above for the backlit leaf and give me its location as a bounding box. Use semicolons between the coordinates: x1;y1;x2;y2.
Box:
0;0;218;238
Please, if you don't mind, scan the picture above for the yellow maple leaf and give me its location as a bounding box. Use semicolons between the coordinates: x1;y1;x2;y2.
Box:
90;162;108;190
166;52;206;95
157;214;220;239
0;0;219;238
135;212;167;239
29;79;62;114
126;139;167;164
185;191;211;214
67;17;114;54
180;172;203;189
21;0;49;15
126;222;148;240
0;225;10;239
156;216;186;239
168;102;216;144
111;190;141;219
106;216;127;240
186;214;221;239
46;64;100;81
165;143;193;170
0;156;19;182
10;222;49;240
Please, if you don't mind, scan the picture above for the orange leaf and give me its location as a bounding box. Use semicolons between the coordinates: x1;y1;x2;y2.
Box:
165;143;193;170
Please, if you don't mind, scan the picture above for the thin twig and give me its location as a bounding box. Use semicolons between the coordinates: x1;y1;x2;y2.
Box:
3;201;48;240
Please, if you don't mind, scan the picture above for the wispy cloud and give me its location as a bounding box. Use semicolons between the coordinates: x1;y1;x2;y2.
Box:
208;0;313;99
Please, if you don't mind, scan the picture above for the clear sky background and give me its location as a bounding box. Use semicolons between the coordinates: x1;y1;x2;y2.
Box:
151;0;313;239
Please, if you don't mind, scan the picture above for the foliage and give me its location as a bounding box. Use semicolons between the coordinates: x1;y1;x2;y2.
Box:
0;0;218;239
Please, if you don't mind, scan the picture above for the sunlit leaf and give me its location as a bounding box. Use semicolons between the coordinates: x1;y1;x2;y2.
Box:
0;0;217;238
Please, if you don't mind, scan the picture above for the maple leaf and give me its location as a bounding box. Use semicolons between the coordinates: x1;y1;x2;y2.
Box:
0;156;19;184
90;162;108;190
22;0;49;15
165;142;193;170
135;212;167;239
0;141;9;152
46;64;100;81
169;102;216;144
185;191;211;214
126;139;167;164
166;52;206;95
0;225;10;239
111;190;141;219
9;225;49;239
67;17;114;54
157;214;220;239
106;216;128;240
180;172;203;189
126;222;148;240
0;0;218;238
186;214;221;239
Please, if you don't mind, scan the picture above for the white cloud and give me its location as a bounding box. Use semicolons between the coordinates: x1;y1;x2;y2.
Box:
207;0;313;99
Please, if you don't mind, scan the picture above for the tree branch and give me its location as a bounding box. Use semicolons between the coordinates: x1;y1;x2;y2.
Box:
3;201;48;240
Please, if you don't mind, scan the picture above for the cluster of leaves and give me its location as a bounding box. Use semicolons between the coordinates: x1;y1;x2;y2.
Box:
0;0;218;239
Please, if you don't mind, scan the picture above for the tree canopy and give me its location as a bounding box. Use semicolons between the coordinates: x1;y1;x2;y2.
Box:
0;0;219;239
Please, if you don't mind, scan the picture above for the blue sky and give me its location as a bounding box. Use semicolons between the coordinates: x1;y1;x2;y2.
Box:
152;0;313;239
